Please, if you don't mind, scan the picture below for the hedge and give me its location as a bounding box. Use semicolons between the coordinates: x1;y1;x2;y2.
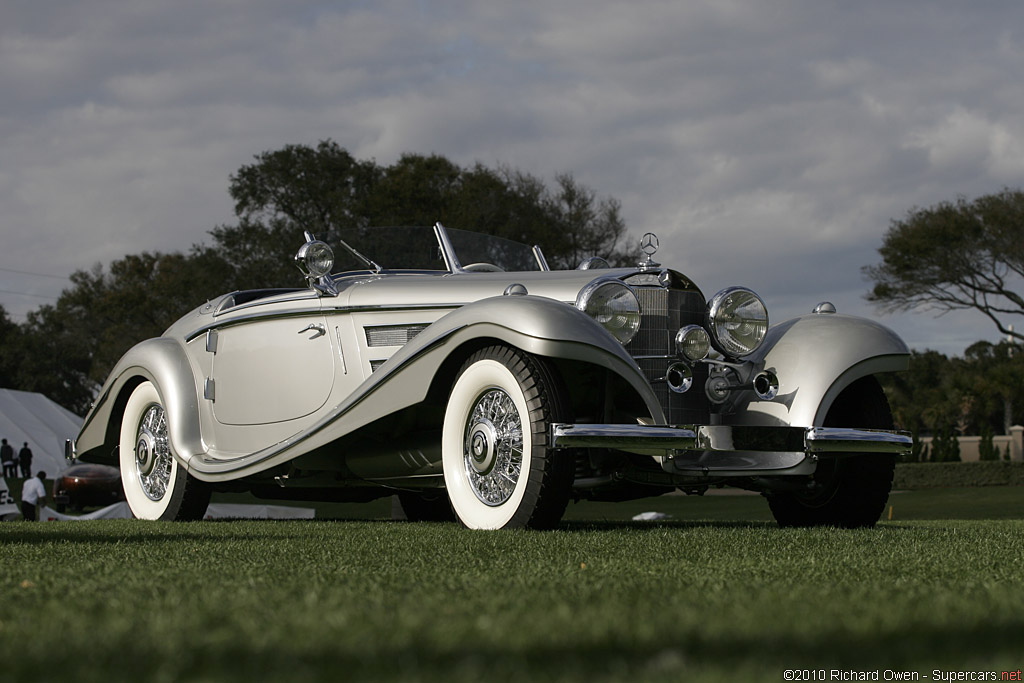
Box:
894;461;1024;490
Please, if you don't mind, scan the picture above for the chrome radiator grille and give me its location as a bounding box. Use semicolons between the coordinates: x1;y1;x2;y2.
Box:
625;287;709;426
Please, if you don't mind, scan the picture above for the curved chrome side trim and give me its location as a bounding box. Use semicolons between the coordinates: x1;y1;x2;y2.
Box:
186;306;345;343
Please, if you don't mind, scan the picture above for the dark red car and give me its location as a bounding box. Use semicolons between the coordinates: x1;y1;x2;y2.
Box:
53;463;125;512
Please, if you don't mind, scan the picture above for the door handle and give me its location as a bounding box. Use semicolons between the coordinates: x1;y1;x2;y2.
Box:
298;323;326;339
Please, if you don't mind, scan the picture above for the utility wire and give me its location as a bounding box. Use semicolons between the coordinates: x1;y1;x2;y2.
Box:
0;288;60;300
0;266;70;280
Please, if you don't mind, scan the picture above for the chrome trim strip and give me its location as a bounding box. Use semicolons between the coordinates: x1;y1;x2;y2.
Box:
324;304;464;315
216;292;319;316
190;304;464;344
185;307;325;343
434;222;462;273
532;245;551;272
550;423;912;456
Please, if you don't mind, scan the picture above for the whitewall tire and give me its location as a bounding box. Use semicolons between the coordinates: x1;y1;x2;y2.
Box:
442;346;573;530
119;381;209;520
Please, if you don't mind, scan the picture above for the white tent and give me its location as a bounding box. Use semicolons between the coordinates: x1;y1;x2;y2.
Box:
36;501;315;521
0;388;83;479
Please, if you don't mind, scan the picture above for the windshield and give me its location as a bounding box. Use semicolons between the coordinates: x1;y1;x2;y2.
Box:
330;225;546;274
445;227;544;272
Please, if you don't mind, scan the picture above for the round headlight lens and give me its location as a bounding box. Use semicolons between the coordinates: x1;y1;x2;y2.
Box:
675;325;710;361
296;240;335;278
706;287;768;357
576;279;641;345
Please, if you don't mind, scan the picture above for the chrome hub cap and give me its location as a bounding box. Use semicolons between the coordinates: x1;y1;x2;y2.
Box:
463;389;523;506
135;404;172;501
468;419;497;474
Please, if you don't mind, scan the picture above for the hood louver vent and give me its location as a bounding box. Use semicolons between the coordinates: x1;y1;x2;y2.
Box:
364;324;429;348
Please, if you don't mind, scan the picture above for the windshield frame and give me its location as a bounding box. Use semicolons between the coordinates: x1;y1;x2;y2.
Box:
329;223;551;276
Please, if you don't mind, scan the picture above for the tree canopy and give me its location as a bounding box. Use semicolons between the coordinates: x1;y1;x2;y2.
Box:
863;188;1024;341
211;141;632;288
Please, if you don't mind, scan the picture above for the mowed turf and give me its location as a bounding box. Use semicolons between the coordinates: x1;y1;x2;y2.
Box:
307;485;1024;523
2;497;1022;683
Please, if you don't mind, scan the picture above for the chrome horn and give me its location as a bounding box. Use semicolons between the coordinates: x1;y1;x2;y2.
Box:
752;370;779;400
665;362;693;394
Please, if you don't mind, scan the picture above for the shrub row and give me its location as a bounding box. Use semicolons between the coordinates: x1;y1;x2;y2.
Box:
894;461;1024;489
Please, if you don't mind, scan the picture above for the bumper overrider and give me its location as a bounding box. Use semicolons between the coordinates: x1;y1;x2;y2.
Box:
550;424;912;476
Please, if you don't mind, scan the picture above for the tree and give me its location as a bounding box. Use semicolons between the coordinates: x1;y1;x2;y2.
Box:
9;303;95;415
959;340;1024;434
0;305;22;389
864;188;1024;342
211;141;634;286
879;350;963;437
229;140;379;239
7;251;235;414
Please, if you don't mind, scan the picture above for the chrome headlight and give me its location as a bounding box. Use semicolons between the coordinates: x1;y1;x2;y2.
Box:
675;325;710;361
295;239;334;279
575;278;641;345
706;287;768;358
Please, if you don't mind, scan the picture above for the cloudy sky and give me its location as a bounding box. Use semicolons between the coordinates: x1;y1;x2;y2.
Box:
3;0;1023;355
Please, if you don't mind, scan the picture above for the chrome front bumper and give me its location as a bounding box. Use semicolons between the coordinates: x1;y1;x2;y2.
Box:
550;423;912;475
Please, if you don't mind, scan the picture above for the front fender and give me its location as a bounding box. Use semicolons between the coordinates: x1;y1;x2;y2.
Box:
726;312;908;428
75;338;203;466
342;295;664;427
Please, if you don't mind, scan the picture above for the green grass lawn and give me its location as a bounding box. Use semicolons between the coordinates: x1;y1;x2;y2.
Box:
2;493;1022;682
300;485;1024;523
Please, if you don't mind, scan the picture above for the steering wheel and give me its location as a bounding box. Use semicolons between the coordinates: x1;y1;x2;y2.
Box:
462;263;505;272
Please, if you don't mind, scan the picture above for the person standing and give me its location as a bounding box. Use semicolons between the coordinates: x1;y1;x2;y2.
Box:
18;442;33;478
0;439;14;478
20;471;47;521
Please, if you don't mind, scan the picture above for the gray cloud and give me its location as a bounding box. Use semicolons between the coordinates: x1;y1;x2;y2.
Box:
2;0;1023;354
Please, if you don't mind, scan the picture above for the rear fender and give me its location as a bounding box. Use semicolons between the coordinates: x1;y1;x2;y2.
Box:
725;313;908;428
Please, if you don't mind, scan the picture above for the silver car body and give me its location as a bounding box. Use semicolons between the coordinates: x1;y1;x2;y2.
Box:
71;224;910;521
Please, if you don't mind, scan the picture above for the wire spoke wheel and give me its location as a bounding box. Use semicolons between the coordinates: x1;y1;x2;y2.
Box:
442;345;574;530
135;404;173;501
463;388;524;506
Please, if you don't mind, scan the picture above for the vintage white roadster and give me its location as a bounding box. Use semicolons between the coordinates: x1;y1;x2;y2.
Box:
69;224;911;529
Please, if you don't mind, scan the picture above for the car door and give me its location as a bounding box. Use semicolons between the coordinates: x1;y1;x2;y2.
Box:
210;304;335;426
